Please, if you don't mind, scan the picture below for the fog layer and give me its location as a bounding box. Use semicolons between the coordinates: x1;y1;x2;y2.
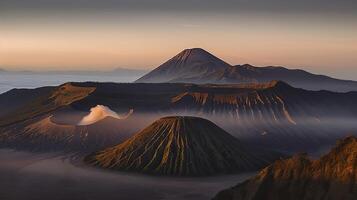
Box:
0;149;253;200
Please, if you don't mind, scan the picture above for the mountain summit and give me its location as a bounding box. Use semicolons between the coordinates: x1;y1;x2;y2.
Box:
135;48;230;83
85;116;283;176
136;48;357;92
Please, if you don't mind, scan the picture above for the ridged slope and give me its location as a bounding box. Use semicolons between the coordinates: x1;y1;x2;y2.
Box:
85;116;282;176
171;81;298;125
2;81;357;153
213;136;357;200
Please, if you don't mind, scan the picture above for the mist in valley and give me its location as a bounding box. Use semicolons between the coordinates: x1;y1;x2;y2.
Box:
106;110;357;154
0;149;254;200
0;105;356;200
49;106;357;155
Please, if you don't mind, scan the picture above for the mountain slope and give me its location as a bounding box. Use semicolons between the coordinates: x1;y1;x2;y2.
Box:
135;48;231;83
220;64;357;92
0;83;95;127
85;116;283;176
0;86;54;117
213;136;357;200
0;114;137;152
136;48;357;92
1;81;357;153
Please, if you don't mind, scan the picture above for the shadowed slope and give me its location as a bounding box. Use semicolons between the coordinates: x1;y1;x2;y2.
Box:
85;116;283;176
213;136;357;200
0;86;53;117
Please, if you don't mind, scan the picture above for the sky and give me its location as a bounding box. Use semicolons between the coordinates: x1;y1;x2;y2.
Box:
1;0;357;80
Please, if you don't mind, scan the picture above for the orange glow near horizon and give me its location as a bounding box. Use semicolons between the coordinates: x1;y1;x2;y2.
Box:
1;13;357;79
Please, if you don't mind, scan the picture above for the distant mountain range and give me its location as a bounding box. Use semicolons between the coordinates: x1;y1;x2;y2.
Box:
136;48;357;92
213;136;357;200
85;116;283;176
0;67;148;76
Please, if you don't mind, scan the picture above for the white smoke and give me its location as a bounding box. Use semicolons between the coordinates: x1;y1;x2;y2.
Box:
78;105;133;126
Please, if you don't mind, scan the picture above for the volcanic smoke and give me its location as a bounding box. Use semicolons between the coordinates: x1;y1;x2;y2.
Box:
78;105;133;125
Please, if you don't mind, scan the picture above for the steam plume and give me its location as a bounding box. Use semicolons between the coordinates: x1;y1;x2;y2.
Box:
78;105;133;125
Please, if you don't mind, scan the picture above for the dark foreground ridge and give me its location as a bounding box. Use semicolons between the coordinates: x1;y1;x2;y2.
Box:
213;136;357;200
85;116;283;176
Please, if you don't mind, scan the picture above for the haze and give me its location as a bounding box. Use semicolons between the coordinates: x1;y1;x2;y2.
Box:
1;0;357;80
0;149;253;200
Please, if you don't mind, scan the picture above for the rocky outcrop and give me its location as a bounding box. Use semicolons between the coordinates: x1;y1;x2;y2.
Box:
85;116;283;176
213;136;357;200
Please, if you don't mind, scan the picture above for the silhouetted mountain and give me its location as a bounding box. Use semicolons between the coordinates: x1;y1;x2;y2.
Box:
136;48;231;83
136;48;357;92
85;116;283;176
223;64;357;92
213;136;357;200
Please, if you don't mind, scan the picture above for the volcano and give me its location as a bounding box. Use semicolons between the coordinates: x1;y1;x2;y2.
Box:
135;48;230;83
1;81;357;153
0;114;136;152
213;136;357;200
136;48;357;92
85;116;283;176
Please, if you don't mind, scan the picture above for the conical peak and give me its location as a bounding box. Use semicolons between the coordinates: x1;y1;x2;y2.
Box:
151;116;217;136
135;48;230;83
86;115;283;176
173;48;227;64
181;48;210;55
159;115;203;121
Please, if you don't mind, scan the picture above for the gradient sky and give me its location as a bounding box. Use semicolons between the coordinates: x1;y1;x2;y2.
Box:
1;0;357;80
